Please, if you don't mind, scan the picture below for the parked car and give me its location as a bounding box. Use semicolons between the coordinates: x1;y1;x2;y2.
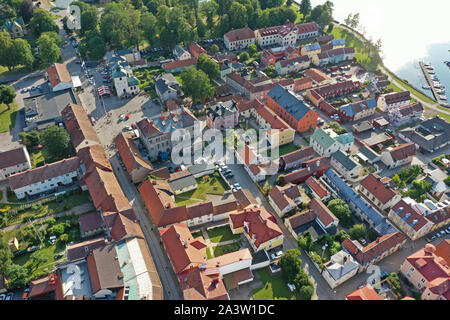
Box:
123;125;133;131
6;292;14;300
381;272;390;280
224;172;234;178
233;183;242;190
22;288;30;300
168;167;175;173
270;251;283;260
0;294;5;300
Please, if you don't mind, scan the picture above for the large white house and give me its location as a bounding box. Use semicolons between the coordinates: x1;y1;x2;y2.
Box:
0;146;31;181
111;63;140;98
8;157;81;199
224;27;255;51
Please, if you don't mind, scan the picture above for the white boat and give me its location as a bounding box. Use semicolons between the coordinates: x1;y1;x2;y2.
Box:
439;95;447;100
422;85;431;90
437;90;446;95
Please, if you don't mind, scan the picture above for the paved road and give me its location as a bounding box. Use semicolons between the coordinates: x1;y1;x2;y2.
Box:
109;155;183;300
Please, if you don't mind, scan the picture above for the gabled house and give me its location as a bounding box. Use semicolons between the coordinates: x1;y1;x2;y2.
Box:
0;146;31;180
330;150;361;180
111;63;140;98
400;243;450;300
230;205;283;252
255;20;297;47
1;17;26;38
346;284;381;300
275;55;311;75
313;47;355;66
154;73;180;102
339;98;377;121
173;45;192;61
377;91;411;112
294;22;319;40
388;102;424;127
305;176;331;202
380;143;416;169
309;127;354;157
268;184;301;217
162;57;197;73
281;156;329;184
359;174;401;212
267;84;318;133
224;27;255;51
47;63;73;92
279;146;317;171
206;100;239;130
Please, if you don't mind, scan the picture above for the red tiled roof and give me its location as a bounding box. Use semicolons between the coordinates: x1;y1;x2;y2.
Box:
0;146;29;170
391;199;430;232
233;189;257;209
47;63;71;87
186;201;213;219
309;198;337;227
77;144;111;174
29;274;58;299
405;244;450;283
61;103;101;150
79;211;104;235
238;145;258;166
236;99;262;113
435;240;450;265
287;210;316;229
229;205;282;249
295;22;319;34
255;102;291;130
224;27;255;42
280;146;316;166
304;68;330;83
388;143;416;162
114;132;153;174
282;156;329;184
189;42;207;59
346;284;381;300
360;174;396;205
160;224;207;274
162;57;197;71
305;176;329;199
136;118;162;137
9;157;80;190
181;268;229;300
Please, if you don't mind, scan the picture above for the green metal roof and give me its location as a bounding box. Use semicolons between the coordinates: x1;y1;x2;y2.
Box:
311;128;336;150
127;76;139;86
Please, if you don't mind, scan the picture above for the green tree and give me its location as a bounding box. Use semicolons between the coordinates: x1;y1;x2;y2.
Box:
299;285;314;300
30;250;48;270
278;249;302;282
350;224;366;240
239;51;250;62
259;0;283;10
80;5;99;35
0;236;13;275
200;0;219;28
41;31;63;48
11;38;34;69
197;53;220;80
445;176;450;186
29;9;58;37
0;85;16;106
248;43;257;56
300;0;311;17
180;67;214;103
87;36;106;60
327;199;351;223
5;264;29;289
40;125;70;162
229;1;247;29
297;233;313;251
37;33;61;64
59;233;69;244
0;31;14;70
19;130;40;149
20;0;34;23
141;11;159;47
143;0;164;14
210;44;219;54
334;230;349;243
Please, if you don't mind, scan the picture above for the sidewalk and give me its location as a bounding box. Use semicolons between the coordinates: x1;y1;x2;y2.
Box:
0;202;95;233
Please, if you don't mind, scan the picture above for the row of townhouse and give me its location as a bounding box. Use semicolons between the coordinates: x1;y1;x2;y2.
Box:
338;97;377;121
387;102;424;127
306;80;359;107
223;21;319;51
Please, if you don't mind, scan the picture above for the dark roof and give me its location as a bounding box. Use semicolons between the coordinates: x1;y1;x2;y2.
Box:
224;27;255;42
79;211;105;235
66;238;107;262
331;150;359;171
87;243;124;293
0;146;29;170
268;84;313;121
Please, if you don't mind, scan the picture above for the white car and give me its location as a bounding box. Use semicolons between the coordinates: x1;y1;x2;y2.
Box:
123;125;133;131
119;114;126;121
233;183;242;190
271;251;283;260
6;292;14;300
0;294;5;300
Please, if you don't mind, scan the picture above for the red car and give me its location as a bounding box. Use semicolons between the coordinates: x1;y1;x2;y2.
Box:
125;114;130;120
175;166;182;172
103;75;110;79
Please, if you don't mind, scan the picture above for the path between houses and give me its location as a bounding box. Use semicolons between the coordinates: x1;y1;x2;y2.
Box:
0;202;95;233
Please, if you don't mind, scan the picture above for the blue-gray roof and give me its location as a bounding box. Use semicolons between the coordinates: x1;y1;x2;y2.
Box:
335;132;354;145
359;145;380;161
331;39;346;47
268;84;312;121
332;150;359;171
340;98;377;118
305;43;321;51
323;169;398;235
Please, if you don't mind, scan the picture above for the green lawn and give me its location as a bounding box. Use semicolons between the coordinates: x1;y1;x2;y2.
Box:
134;66;163;98
207;225;240;243
252;268;298;300
0;190;91;227
0;102;18;133
212;242;241;257
278;143;301;157
30;150;47;168
387;82;402;93
175;172;229;205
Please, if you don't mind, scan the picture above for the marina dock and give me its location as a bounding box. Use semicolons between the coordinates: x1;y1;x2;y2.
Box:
419;61;444;105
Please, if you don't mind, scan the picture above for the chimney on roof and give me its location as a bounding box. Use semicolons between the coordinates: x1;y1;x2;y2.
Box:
183;240;188;248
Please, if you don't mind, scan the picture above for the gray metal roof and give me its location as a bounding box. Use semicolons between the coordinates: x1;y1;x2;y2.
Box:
332;150;359;171
168;175;197;192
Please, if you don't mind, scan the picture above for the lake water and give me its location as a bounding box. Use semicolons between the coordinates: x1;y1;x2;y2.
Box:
305;0;450;100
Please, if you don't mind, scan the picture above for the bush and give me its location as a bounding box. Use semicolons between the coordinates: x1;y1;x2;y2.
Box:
335;230;349;243
388;273;405;298
308;251;323;265
299;285;314;300
350;224;366;239
59;233;69;244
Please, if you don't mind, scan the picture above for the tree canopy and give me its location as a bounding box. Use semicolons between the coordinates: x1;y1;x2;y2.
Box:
40;125;71;162
0;84;16;105
29;9;59;37
197;53;220;80
37;33;61;65
180;67;215;103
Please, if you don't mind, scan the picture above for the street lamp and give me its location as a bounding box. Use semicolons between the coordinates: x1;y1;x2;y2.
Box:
321;243;328;260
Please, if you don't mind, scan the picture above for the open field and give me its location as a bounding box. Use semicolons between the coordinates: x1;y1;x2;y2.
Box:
252;268;298;300
0;102;17;133
175;172;229;206
207;225;240;243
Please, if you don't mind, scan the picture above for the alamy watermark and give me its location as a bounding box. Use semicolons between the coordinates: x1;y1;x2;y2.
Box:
66;5;81;30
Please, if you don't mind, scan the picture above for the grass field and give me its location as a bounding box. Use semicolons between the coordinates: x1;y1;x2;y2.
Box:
212;242;241;257
207;225;240;243
175;172;229;206
206;247;212;259
252;268;297;300
0;102;18;133
387;82;402;93
191;231;204;239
